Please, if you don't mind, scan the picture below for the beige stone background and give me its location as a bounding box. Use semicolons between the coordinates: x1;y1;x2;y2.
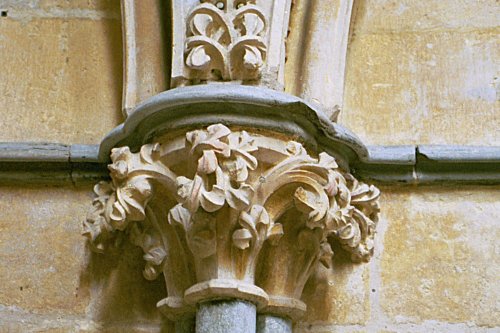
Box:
0;0;498;332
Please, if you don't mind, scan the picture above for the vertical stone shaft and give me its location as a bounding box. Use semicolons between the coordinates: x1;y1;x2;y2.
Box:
121;0;170;117
257;314;293;333
196;300;257;333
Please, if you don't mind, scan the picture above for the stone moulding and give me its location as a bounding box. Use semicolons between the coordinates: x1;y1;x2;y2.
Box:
1;142;499;185
84;123;380;320
97;84;369;171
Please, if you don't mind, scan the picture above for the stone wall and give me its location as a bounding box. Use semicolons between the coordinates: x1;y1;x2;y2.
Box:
0;0;123;143
340;0;499;146
0;1;498;332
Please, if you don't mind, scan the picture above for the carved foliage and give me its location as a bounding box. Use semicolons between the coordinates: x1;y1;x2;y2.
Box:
174;124;283;259
84;124;380;305
185;0;267;81
275;146;381;263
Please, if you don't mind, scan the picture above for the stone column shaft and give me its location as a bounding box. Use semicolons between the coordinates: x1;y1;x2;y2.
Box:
196;300;257;333
257;314;292;333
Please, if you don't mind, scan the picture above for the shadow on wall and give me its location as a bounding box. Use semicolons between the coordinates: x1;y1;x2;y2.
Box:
79;239;174;332
301;238;369;324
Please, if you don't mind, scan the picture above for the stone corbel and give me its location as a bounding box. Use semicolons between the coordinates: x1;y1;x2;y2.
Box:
84;91;380;331
84;125;379;326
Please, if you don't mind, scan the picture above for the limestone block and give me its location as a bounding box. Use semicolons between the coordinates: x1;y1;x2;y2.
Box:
0;16;123;144
84;240;167;325
351;0;498;33
1;1;120;12
380;187;500;325
0;187;92;314
38;0;120;12
295;326;367;333
0;186;169;328
0;321;168;333
341;30;500;146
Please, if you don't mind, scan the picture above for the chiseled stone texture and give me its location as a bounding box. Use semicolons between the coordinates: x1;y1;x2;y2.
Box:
340;0;500;146
0;3;123;144
380;186;500;326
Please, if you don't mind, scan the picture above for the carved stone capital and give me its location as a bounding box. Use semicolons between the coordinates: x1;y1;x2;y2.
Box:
84;124;380;320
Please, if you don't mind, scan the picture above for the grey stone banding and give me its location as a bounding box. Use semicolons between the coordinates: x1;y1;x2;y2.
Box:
1;142;499;185
196;300;257;333
0;143;107;185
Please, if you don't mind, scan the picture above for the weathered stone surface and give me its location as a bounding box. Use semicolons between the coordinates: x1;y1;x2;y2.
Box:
295;326;367;333
0;186;169;330
351;0;498;33
341;0;499;146
0;317;168;333
85;240;167;325
1;0;118;12
380;186;500;325
0;186;92;314
0;16;123;144
301;248;370;325
38;0;120;12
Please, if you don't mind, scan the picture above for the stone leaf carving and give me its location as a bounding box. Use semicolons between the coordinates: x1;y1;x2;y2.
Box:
233;204;283;250
185;0;267;81
174;124;283;261
130;220;167;280
83;123;380;317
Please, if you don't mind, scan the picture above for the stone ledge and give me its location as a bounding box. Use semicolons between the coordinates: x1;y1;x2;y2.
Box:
0;143;107;185
0;143;499;185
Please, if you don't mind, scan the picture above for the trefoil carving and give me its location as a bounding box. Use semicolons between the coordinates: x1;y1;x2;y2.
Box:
185;0;267;81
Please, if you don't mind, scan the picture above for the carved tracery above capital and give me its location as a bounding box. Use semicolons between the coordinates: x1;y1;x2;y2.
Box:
171;0;291;89
84;124;380;320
